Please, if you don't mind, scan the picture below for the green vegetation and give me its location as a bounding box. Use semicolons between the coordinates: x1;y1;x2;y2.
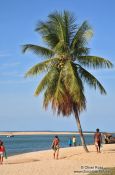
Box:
23;11;113;152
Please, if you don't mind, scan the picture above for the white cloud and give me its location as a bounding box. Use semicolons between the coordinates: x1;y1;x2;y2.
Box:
0;53;11;58
0;71;24;77
1;62;20;67
0;79;33;84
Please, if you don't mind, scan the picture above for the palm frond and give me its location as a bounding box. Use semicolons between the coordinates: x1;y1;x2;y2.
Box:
62;61;86;111
53;40;68;54
36;21;59;48
36;11;65;49
77;64;106;94
22;44;54;58
63;10;77;46
43;68;73;116
43;68;61;108
70;21;93;50
40;11;75;52
48;11;65;42
72;47;90;58
25;57;58;77
77;56;113;69
34;70;53;96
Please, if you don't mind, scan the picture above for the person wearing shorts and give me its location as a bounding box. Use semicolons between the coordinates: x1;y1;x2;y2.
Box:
51;136;60;159
94;128;102;153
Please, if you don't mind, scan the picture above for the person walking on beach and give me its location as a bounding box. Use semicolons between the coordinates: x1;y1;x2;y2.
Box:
94;128;102;153
72;136;77;146
68;138;72;147
0;141;6;164
51;136;60;159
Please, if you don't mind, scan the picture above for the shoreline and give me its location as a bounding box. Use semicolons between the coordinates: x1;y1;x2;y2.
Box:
5;143;95;158
6;144;89;158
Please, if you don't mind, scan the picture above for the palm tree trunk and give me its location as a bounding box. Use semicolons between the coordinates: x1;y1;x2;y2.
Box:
75;115;89;152
73;107;89;152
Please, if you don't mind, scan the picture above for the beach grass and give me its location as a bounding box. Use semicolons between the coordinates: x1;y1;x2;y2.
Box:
89;167;115;175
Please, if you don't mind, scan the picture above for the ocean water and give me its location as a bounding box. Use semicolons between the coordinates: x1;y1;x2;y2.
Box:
0;134;95;156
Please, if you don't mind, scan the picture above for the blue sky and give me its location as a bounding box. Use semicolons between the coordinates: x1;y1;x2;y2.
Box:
0;0;115;132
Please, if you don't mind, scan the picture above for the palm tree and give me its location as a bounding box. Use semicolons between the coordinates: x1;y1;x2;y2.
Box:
22;11;113;152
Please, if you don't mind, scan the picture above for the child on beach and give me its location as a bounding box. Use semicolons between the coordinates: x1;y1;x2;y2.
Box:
51;136;60;159
0;141;6;164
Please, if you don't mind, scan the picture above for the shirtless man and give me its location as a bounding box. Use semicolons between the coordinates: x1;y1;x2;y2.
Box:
94;128;102;153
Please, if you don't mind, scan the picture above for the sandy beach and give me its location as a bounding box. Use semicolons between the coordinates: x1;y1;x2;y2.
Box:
0;144;115;175
0;131;95;136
